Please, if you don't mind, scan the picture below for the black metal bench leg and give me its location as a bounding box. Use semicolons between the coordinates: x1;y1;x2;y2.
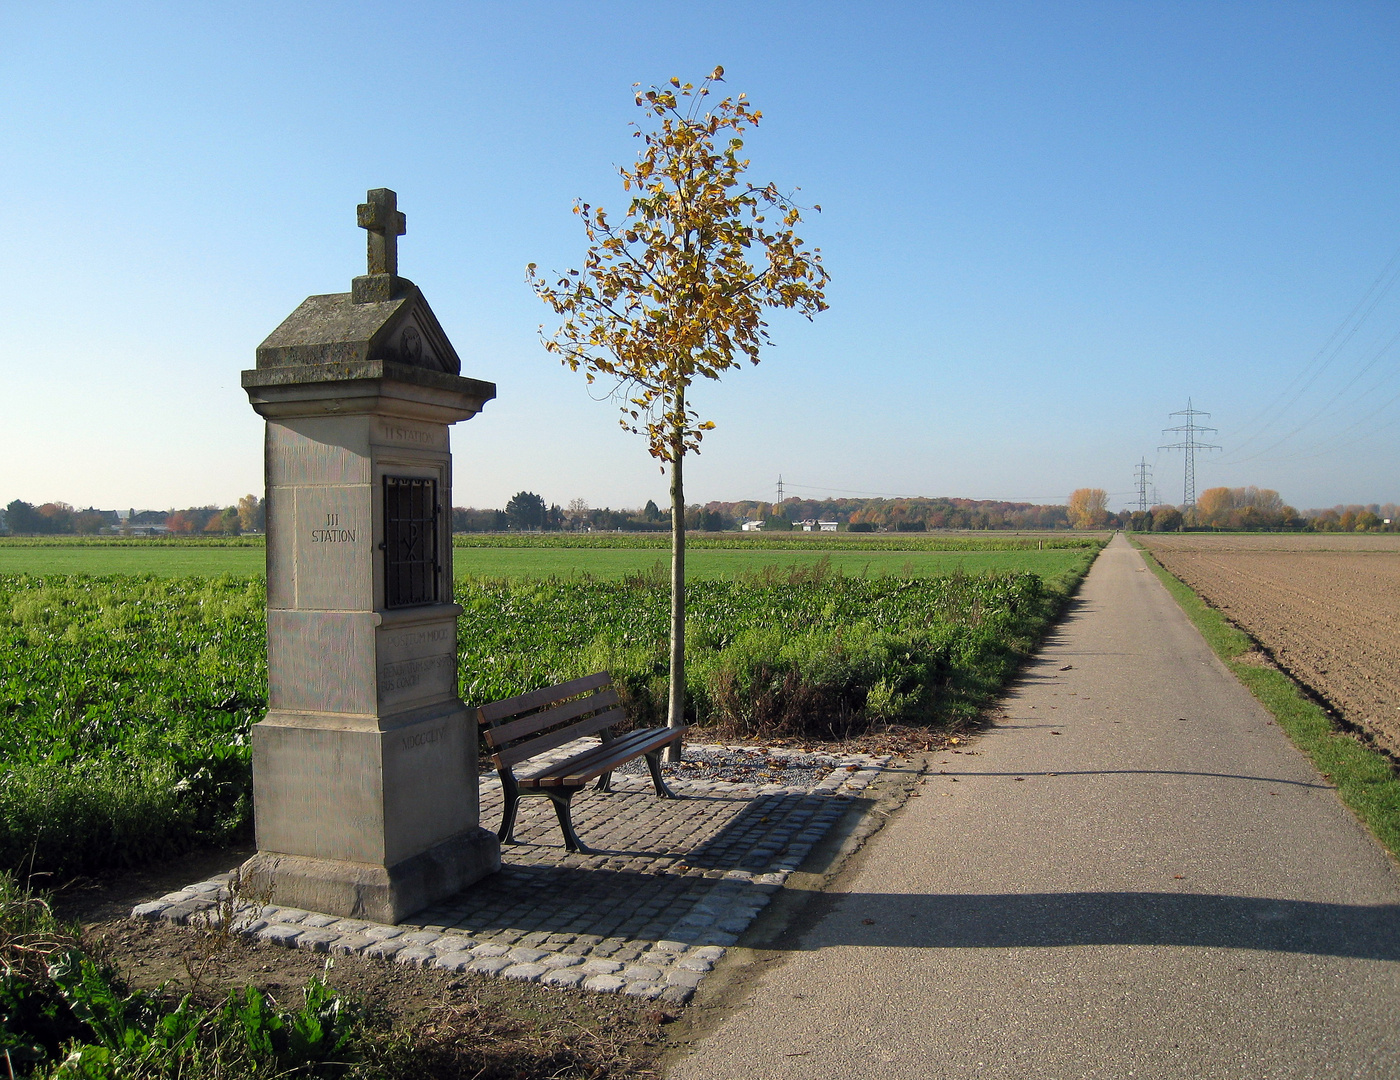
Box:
595;771;613;793
646;750;680;799
497;770;521;844
546;789;594;853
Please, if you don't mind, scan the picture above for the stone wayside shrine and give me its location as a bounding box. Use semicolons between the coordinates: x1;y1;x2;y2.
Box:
240;189;500;922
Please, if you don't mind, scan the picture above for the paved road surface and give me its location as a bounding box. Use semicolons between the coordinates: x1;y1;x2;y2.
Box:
670;534;1400;1079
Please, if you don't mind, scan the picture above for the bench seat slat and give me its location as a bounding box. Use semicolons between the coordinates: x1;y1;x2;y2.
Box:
494;706;626;768
482;687;620;748
521;726;688;788
519;725;670;779
478;671;612;724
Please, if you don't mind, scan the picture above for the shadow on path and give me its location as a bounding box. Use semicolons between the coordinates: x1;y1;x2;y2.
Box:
800;891;1400;961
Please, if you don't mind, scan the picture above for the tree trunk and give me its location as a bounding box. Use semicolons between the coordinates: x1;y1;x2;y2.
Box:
666;426;686;761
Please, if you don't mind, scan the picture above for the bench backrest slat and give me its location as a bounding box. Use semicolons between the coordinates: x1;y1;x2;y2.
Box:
483;687;620;749
494;706;626;768
478;671;612;724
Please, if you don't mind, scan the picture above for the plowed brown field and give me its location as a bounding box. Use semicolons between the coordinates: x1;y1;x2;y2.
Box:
1138;533;1400;758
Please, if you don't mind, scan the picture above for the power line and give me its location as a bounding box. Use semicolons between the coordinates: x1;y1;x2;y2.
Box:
1160;399;1220;508
1224;324;1400;466
1223;241;1400;459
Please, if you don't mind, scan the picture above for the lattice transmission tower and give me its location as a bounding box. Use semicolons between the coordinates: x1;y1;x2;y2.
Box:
1133;458;1153;513
1159;399;1220;507
776;475;784;505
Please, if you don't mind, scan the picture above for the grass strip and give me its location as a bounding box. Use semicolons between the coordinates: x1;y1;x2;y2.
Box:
1134;541;1400;860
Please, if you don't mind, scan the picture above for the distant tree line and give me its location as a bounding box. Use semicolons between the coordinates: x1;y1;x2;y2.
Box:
450;494;1074;532
4;489;1394;536
1119;488;1397;533
442;487;1398;534
1;496;265;535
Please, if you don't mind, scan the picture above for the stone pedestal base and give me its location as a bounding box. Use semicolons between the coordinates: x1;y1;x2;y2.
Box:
241;828;500;924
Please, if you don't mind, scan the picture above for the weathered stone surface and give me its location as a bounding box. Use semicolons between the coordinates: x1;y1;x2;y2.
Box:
329;934;374;955
295;929;340;952
665;969;706;989
433;952;476;972
258;924;306;947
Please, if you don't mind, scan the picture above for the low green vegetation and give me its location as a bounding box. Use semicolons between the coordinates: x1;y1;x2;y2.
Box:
457;557;1095;737
1135;544;1400;860
454;545;1089;580
0;575;264;880
0;540;1101;882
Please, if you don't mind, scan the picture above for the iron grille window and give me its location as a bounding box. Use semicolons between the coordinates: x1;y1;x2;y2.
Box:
382;476;439;608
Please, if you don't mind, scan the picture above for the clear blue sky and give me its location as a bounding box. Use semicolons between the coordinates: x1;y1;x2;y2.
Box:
4;1;1398;513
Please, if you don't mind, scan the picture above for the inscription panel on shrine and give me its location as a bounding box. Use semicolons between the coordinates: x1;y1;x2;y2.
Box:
293;487;372;611
376;618;458;711
372;418;447;453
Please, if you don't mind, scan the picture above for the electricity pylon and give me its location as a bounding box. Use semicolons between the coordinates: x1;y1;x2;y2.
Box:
1159;399;1220;507
1133;458;1153;513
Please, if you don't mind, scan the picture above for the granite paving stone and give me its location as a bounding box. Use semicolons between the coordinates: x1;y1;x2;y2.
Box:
134;743;886;1002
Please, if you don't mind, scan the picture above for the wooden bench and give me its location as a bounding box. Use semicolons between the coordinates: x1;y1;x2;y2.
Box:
476;672;687;853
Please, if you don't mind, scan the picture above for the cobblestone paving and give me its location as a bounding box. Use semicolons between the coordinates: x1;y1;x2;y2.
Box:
134;742;888;1004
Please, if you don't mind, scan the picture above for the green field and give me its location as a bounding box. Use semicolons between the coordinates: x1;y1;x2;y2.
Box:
0;536;1102;881
0;536;1090;580
0;545;268;576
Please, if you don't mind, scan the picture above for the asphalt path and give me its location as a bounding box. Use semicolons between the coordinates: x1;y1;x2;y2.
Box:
670;533;1400;1079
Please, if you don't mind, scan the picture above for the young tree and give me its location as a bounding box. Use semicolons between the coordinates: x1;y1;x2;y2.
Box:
529;68;829;745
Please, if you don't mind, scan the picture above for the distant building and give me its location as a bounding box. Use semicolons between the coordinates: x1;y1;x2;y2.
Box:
126;510;170;536
795;519;840;532
741;519;764;532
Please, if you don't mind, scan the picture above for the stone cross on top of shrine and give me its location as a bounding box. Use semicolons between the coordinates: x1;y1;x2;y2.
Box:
352;189;410;304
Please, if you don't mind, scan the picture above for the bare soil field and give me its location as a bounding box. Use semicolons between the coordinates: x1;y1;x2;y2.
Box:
1139;533;1400;758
